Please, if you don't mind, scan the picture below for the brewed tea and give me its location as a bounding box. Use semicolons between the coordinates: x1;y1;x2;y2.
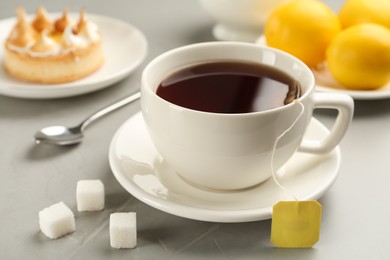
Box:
156;61;301;113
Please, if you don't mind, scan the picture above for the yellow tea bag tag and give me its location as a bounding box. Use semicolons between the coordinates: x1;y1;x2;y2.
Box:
271;200;322;248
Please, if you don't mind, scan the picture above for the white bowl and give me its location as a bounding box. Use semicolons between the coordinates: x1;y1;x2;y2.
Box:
199;0;287;42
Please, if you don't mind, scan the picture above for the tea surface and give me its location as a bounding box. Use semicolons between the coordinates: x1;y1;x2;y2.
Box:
157;61;301;113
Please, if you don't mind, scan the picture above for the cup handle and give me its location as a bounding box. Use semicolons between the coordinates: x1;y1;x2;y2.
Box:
298;92;354;154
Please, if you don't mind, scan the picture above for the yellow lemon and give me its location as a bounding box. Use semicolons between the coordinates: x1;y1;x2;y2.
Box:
326;23;390;90
264;0;341;67
339;0;390;29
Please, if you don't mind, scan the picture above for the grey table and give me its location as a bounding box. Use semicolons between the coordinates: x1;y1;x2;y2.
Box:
1;0;389;259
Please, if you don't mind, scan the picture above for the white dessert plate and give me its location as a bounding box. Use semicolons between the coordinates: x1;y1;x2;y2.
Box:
0;13;148;99
313;66;390;100
256;35;390;100
109;112;341;223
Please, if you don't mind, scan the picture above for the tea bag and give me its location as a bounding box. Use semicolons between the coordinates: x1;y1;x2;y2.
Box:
269;100;322;248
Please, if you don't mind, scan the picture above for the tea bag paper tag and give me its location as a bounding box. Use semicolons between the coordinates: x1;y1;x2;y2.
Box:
271;200;322;248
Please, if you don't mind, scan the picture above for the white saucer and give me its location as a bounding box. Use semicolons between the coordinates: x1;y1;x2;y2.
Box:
0;14;148;99
109;112;341;223
255;35;390;100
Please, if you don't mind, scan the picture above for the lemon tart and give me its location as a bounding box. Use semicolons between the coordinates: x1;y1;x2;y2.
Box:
3;7;104;84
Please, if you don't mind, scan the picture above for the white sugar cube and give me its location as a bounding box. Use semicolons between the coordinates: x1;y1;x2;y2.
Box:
39;202;75;239
110;212;137;249
77;180;105;211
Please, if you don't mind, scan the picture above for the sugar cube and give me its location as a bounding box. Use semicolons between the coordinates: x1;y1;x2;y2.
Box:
39;202;76;239
77;179;105;211
110;212;137;249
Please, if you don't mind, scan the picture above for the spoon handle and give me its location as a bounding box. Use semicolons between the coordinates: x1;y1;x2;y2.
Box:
79;91;141;131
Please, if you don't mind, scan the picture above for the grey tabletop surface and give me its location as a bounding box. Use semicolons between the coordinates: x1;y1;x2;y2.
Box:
1;0;390;259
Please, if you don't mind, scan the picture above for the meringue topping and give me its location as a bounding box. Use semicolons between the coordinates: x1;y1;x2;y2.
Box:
73;9;86;35
62;24;88;49
7;7;101;57
7;7;35;48
30;31;58;54
72;9;100;42
54;9;71;33
31;6;52;33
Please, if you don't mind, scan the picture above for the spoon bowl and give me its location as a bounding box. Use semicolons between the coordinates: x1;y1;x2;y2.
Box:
35;125;84;145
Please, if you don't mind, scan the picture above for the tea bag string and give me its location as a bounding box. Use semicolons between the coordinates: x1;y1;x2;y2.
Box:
270;100;305;201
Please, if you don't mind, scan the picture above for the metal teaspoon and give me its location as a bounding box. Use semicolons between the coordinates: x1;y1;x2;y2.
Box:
34;91;140;145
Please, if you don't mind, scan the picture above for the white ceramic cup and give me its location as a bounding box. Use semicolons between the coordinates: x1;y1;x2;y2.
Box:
141;42;354;191
199;0;288;42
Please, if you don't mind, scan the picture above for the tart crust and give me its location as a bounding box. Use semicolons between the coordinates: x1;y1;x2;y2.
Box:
3;41;104;84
